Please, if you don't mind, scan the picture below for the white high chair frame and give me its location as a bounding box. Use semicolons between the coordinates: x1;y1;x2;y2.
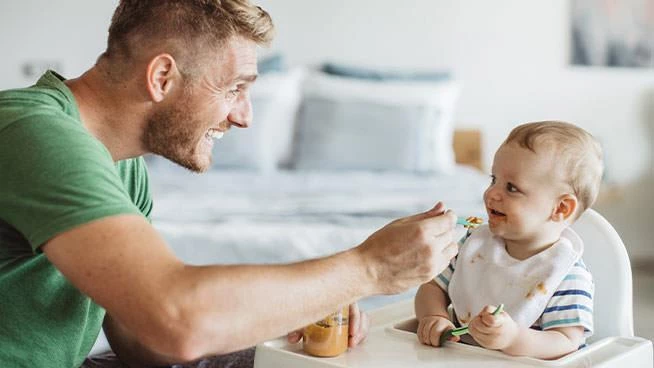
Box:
575;209;633;341
254;209;653;367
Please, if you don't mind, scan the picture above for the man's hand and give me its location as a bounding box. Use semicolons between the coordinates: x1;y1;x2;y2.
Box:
355;202;458;295
417;315;459;347
287;303;370;348
468;305;520;351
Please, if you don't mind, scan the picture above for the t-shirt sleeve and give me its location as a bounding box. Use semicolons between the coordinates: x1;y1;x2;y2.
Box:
540;261;594;336
434;256;456;292
0;114;145;251
433;231;470;292
116;156;153;222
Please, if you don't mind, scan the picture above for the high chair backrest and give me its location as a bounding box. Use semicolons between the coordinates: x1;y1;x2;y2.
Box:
571;209;634;342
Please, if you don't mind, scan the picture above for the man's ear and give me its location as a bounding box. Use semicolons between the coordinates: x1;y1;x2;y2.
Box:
146;54;179;103
552;194;578;222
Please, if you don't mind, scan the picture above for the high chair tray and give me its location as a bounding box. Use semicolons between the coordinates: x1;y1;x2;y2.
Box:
254;299;653;368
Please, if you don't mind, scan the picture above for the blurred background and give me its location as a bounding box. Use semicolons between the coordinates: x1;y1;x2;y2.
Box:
1;0;652;344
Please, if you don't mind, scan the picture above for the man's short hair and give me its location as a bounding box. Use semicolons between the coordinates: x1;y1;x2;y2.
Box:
102;0;274;78
503;121;604;215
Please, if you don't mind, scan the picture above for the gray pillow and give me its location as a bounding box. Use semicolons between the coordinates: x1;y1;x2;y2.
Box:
294;97;445;172
291;72;460;173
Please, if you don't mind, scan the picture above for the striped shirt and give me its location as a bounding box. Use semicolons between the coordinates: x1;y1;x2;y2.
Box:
435;234;594;340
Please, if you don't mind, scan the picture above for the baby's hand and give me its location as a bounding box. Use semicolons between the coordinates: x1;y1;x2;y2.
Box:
468;305;519;351
417;315;460;347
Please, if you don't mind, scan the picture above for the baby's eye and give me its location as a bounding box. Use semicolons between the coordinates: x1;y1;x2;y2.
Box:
506;183;519;193
489;175;496;185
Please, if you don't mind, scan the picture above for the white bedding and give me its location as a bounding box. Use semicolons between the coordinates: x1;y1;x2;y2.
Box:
148;164;488;308
150;166;487;222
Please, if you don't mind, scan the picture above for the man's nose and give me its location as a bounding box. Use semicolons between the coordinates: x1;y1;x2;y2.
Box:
227;94;252;128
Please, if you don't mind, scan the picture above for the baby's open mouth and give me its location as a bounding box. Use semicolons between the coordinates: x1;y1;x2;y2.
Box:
490;208;506;216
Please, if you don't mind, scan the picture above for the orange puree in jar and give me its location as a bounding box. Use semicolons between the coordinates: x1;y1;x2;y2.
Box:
303;306;349;357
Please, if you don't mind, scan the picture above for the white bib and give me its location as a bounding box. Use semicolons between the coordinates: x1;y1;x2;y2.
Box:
448;225;583;328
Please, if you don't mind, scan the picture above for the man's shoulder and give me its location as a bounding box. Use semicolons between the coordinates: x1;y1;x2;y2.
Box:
0;71;79;127
0;88;80;136
0;81;68;108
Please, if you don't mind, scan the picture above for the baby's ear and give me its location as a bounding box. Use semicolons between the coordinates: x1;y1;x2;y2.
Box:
552;194;578;222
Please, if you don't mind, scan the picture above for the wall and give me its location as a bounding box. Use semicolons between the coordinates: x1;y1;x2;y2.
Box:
1;1;652;257
0;0;118;88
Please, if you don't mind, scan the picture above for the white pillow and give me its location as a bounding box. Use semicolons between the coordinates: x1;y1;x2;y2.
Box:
211;67;305;171
292;72;461;173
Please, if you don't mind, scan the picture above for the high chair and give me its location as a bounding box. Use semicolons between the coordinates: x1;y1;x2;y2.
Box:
574;208;633;341
254;209;653;367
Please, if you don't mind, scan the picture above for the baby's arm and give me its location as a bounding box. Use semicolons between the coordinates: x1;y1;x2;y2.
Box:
502;259;593;359
468;305;584;359
415;280;450;320
414;281;458;346
414;233;465;346
502;325;584;359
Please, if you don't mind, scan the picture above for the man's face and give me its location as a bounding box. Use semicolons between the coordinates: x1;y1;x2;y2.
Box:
143;36;258;172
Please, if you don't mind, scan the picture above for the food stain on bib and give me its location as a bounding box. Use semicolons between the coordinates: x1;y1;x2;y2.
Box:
470;253;484;264
525;281;547;299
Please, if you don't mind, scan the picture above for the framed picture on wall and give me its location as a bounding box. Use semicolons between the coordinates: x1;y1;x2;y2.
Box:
571;0;654;68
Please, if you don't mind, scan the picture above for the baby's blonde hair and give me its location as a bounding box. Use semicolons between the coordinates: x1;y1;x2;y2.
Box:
503;121;604;217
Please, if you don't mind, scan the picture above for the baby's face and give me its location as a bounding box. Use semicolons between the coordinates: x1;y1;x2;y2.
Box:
483;143;570;243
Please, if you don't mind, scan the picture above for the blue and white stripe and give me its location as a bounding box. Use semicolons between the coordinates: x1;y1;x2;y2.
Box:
433;232;469;291
435;256;456;289
534;262;594;337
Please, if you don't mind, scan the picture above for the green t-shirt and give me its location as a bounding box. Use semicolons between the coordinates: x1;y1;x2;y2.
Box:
0;71;153;367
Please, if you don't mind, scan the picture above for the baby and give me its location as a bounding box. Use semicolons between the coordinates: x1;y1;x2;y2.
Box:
415;121;603;360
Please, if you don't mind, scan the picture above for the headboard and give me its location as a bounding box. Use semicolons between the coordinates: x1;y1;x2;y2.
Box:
453;129;483;171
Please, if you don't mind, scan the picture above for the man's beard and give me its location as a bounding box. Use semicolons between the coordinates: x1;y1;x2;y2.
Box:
142;102;211;173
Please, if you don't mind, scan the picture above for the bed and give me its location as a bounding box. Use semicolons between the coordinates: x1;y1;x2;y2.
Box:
149;164;488;310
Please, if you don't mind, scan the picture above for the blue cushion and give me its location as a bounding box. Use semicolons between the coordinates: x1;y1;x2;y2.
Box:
321;62;450;82
258;54;286;74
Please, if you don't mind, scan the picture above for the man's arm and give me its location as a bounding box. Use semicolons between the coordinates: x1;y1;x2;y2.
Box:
102;313;178;366
44;206;457;364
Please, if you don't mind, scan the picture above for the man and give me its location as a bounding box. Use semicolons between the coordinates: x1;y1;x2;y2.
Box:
0;1;459;367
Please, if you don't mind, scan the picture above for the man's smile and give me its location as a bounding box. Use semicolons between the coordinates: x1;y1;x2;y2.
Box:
205;128;225;142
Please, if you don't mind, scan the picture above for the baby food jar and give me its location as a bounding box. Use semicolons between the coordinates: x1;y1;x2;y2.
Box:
303;305;349;357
